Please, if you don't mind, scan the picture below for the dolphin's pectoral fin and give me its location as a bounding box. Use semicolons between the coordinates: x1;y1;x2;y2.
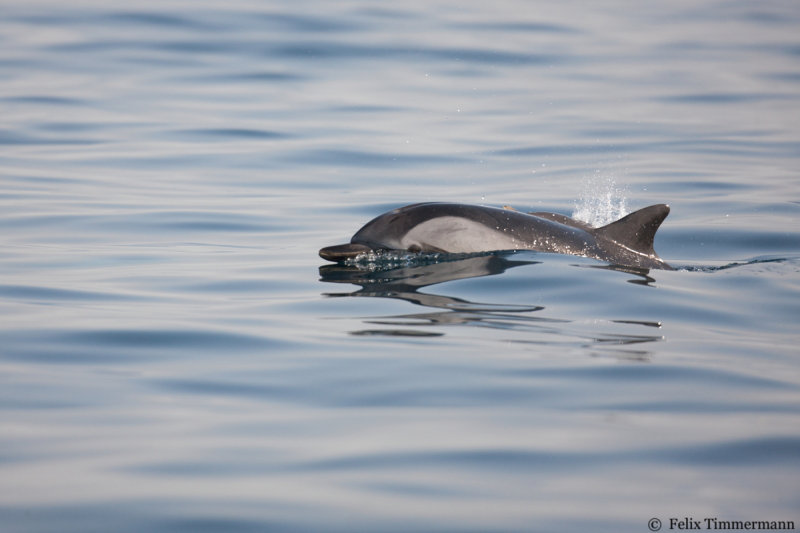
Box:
594;204;670;256
319;243;373;261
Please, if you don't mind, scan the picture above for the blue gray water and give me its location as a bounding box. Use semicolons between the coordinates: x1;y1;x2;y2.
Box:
1;1;799;532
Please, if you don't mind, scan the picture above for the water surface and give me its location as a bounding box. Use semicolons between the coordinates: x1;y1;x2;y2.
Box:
1;1;799;531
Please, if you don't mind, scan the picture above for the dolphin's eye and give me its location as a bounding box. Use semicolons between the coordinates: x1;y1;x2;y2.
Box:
408;244;421;253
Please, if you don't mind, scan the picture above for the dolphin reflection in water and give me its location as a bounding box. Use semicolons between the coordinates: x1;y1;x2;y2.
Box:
319;254;664;357
319;202;672;270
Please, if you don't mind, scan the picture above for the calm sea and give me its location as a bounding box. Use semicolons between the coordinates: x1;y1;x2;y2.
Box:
1;1;799;532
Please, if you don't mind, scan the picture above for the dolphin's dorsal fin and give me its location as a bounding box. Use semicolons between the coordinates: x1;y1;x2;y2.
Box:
594;204;670;255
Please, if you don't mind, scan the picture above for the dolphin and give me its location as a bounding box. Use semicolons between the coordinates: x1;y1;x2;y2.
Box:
319;202;673;270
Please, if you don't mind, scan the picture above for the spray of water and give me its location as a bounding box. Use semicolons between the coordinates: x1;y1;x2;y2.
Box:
571;173;629;227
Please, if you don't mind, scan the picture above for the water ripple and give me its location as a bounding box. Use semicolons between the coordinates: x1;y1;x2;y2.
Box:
289;148;465;167
659;92;796;104
0;129;98;146
304;437;800;473
1;328;288;363
0;211;281;234
0;284;140;302
170;128;291;141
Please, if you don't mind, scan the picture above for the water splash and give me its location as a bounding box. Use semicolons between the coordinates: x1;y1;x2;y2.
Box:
342;250;500;271
344;250;446;270
572;173;628;227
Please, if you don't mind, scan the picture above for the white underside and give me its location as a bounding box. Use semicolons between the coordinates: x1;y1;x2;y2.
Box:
400;216;522;253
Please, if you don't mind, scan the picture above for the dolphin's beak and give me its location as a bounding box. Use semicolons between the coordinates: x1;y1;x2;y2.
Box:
319;243;373;262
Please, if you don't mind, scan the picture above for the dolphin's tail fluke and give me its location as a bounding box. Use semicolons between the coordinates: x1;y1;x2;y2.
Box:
594;204;670;260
